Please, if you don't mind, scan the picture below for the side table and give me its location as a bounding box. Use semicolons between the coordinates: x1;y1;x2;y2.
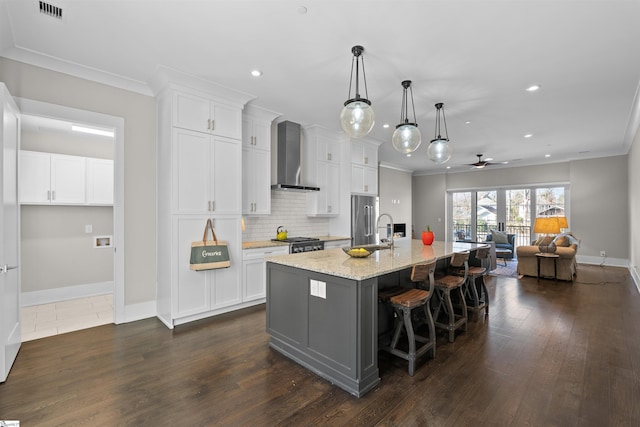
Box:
536;252;560;280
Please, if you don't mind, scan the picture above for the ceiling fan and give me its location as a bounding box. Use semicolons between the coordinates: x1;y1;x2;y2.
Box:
469;154;494;169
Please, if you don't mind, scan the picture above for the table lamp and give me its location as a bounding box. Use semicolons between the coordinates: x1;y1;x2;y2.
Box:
533;217;561;235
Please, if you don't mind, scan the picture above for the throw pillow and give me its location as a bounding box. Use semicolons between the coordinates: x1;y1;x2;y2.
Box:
490;229;509;244
553;235;570;247
538;235;554;246
539;242;557;253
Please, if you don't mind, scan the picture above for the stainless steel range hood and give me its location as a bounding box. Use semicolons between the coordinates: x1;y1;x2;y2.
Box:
271;121;320;192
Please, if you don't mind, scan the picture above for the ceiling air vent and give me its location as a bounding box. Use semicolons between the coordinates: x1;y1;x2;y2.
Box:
39;1;63;19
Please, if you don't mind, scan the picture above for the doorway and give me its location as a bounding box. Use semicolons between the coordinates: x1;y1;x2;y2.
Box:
15;98;125;337
449;185;568;248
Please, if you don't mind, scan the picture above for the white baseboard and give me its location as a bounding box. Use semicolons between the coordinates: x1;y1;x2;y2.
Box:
576;255;628;268
630;265;640;294
21;281;114;307
120;300;157;324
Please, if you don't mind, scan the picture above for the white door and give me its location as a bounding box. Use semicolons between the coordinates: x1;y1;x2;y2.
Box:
1;84;21;383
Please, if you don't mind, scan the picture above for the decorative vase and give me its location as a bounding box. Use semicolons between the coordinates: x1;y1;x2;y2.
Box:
421;230;435;245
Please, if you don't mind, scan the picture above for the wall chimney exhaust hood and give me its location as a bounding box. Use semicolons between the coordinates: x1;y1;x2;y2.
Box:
271;121;320;192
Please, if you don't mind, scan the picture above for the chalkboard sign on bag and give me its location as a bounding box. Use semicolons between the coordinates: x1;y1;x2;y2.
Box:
189;218;231;271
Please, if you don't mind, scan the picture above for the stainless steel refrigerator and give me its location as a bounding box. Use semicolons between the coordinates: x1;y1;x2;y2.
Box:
351;194;379;246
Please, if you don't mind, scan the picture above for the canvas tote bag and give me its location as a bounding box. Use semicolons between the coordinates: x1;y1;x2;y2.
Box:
189;218;231;271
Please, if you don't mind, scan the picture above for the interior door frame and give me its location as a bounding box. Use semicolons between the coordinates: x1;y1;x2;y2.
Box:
15;98;125;324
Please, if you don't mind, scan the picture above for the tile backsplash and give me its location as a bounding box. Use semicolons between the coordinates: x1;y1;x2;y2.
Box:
243;191;330;241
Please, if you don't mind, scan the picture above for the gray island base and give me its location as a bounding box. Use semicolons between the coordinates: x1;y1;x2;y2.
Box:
265;239;485;397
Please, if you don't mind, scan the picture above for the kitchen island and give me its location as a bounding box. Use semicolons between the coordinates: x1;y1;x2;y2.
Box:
265;239;486;397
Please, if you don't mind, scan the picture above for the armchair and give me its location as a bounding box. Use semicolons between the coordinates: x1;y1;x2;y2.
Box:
485;232;515;260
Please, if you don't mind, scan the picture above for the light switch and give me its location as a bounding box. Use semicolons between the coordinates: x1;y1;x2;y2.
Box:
85;224;93;233
310;280;318;297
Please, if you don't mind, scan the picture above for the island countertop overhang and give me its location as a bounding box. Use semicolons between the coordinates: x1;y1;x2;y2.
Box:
265;239;488;281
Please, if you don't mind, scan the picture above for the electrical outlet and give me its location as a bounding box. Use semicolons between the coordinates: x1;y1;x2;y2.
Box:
600;251;606;257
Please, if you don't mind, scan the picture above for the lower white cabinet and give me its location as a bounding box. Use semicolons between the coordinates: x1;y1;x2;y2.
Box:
172;217;243;321
242;246;289;301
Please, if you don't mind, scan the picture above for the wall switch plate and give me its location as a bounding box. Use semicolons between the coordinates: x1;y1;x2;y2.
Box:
317;281;326;299
310;280;318;297
85;224;92;233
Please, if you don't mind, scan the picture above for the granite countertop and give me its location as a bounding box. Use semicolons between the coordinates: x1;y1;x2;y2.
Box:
242;235;350;250
265;239;488;280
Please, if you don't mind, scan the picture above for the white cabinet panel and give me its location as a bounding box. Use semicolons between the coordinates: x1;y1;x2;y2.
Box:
243;147;271;215
304;126;343;217
175;217;242;318
173;91;241;139
86;158;113;205
19;151;50;203
242;246;288;302
173;128;241;215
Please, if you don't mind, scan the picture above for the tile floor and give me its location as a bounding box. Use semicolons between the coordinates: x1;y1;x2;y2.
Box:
21;294;113;342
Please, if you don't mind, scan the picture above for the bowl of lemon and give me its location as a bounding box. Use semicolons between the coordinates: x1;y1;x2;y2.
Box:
343;247;372;258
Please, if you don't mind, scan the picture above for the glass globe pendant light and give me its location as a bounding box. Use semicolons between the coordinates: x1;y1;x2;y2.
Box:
392;80;421;154
340;45;375;138
428;102;452;164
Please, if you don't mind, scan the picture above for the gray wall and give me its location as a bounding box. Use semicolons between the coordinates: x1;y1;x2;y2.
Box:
379;166;412;237
1;57;156;305
412;156;630;261
21;206;113;292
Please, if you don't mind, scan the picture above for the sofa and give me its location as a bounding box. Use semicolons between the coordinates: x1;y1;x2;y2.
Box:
516;233;579;281
485;231;516;260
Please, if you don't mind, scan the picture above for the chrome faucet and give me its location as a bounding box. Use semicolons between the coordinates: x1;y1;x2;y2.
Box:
376;213;394;248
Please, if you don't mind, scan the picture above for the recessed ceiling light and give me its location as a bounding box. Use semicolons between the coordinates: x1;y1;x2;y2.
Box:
526;84;541;92
465;121;471;124
446;166;451;169
251;70;263;77
545;154;551;158
383;123;389;128
524;134;533;138
71;124;114;138
406;153;412;157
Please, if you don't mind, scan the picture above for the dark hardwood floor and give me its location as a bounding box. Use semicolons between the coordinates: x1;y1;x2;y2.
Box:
1;264;639;426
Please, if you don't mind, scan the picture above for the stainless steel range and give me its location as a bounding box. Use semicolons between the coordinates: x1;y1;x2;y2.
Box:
272;237;324;254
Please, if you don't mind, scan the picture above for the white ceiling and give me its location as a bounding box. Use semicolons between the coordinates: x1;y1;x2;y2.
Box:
2;0;640;174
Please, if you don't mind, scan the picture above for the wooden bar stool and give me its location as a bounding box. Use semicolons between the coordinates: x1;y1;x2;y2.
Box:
433;252;469;343
464;246;490;321
379;261;437;376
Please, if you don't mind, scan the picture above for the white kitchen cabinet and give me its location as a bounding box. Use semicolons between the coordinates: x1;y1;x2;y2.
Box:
242;245;289;302
351;140;379;195
172;91;242;139
20;150;86;205
156;75;253;329
304;125;344;216
174;217;242;318
86;158;114;205
242;105;279;216
242;147;271;215
173;128;241;215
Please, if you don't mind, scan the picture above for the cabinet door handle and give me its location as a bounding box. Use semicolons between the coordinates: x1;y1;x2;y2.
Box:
207;119;211;130
327;153;332;161
364;184;368;192
47;190;51;201
210;119;215;131
328;205;332;213
364;156;368;165
211;201;215;211
51;190;55;200
208;201;211;211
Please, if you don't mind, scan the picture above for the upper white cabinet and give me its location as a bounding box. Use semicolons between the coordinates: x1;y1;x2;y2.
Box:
351;140;379;195
172;91;242;139
173;128;241;215
86;158;114;205
20;150;113;205
304;125;344;216
242;105;280;216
